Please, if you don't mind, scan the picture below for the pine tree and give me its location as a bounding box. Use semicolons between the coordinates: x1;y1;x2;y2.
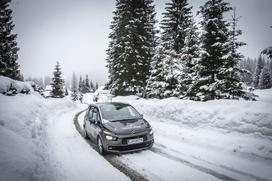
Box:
216;8;246;99
195;0;245;101
107;0;157;95
95;82;99;91
160;0;193;54
240;57;254;86
78;76;83;93
90;80;94;92
50;62;65;98
253;55;265;88
180;20;200;98
82;74;90;93
71;72;78;92
147;0;194;98
0;0;20;80
258;67;272;89
145;44;167;98
65;87;69;96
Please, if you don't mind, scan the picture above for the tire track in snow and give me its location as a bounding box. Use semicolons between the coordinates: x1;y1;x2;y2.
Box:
150;147;239;181
73;110;148;181
153;143;271;181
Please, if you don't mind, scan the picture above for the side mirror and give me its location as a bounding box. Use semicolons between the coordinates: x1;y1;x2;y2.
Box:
95;120;99;125
89;118;95;123
139;114;143;119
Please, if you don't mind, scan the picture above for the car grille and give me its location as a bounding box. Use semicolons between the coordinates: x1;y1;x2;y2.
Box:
109;141;152;152
121;135;147;144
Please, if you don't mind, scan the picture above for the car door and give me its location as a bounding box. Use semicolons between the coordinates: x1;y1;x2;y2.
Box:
88;107;100;141
85;107;95;141
92;108;102;141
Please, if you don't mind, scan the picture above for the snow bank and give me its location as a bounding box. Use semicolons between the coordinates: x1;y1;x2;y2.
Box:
0;75;33;94
0;93;77;181
114;89;272;137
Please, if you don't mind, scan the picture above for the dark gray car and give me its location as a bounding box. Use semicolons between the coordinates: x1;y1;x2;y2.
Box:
83;102;154;155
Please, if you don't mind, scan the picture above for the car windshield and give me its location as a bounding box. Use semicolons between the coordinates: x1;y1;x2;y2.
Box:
100;104;141;121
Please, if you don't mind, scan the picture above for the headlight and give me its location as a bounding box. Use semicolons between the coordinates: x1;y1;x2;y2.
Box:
149;129;153;135
104;131;118;141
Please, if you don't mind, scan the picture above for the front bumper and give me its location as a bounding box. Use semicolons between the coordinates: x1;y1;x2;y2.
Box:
103;132;154;153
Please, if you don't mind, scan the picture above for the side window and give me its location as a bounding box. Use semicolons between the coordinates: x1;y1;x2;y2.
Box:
92;108;98;121
88;107;93;118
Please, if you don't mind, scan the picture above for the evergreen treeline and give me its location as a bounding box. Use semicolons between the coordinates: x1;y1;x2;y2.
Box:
0;0;21;80
70;72;99;101
240;56;272;89
107;0;271;100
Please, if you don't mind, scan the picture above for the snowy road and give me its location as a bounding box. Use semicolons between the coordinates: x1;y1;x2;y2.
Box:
46;105;129;181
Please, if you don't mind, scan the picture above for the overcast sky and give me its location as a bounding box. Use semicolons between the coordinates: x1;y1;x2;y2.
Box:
11;0;272;84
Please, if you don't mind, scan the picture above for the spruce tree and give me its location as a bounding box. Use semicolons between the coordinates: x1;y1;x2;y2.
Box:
216;8;246;99
258;67;272;89
0;0;20;80
195;0;245;100
180;20;200;98
78;76;83;92
107;0;157;95
147;0;194;98
95;82;99;91
82;74;90;93
160;0;193;53
65;87;69;96
253;55;265;88
50;62;65;98
240;57;254;86
145;44;167;98
71;72;78;92
90;80;95;92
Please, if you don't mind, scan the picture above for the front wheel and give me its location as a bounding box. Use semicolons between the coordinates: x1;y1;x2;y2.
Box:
97;137;105;155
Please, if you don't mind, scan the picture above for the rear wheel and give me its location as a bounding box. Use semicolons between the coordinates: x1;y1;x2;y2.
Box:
97;137;105;155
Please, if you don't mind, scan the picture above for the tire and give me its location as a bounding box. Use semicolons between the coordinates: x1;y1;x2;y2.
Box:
97;136;105;155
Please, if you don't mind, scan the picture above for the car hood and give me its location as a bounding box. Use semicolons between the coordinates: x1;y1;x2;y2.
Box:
103;118;149;135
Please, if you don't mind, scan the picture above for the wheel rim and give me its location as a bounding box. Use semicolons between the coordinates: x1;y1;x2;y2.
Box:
98;138;103;153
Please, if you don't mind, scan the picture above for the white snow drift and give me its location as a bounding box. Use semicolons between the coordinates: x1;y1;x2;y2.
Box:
1;75;272;181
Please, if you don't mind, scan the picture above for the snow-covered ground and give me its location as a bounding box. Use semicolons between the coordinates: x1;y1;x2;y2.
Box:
1;78;272;181
110;89;272;181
